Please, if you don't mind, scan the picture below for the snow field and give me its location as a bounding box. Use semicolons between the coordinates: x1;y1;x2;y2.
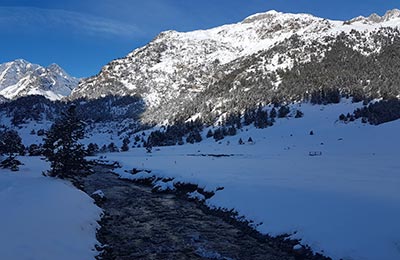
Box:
0;157;102;260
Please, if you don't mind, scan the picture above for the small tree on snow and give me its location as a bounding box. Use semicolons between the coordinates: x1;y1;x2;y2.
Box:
121;138;130;152
206;129;214;138
295;110;304;118
108;142;119;152
0;130;24;159
270;108;277;119
43;105;88;178
86;143;99;156
278;106;290;118
0;130;24;171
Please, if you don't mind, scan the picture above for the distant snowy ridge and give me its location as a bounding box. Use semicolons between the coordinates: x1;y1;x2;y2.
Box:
71;9;400;123
0;59;79;100
345;8;400;24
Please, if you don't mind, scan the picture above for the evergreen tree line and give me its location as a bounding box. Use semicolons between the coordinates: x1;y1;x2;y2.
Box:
145;119;203;147
206;105;301;142
278;32;400;104
0;95;145;126
340;99;400;125
145;104;302;145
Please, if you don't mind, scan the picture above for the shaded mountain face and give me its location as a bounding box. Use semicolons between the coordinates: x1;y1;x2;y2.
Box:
0;95;8;104
71;9;400;124
0;59;79;101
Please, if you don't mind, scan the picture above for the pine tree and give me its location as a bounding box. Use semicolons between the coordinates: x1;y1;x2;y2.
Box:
270;108;277;119
86;143;99;156
134;135;141;142
0;130;24;170
278;105;290;118
206;129;214;138
255;105;268;128
108;142;119;152
0;130;24;159
28;144;43;156
295;110;304;118
244;109;255;125
121;138;130;152
100;144;108;153
213;128;224;141
227;126;237;136
43;105;88;178
186;131;202;144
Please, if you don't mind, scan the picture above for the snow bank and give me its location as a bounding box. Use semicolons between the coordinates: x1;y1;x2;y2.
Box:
0;157;102;260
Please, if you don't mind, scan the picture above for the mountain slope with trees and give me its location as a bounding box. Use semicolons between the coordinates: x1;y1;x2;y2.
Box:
70;9;400;125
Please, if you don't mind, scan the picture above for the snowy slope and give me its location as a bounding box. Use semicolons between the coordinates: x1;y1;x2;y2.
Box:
100;100;400;260
71;9;400;123
0;157;102;260
0;59;79;100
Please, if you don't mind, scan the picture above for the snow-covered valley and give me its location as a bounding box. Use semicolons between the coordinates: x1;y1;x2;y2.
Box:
1;94;400;260
95;101;400;260
1;7;400;260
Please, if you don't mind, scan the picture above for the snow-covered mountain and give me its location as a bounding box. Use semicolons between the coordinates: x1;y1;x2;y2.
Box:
0;59;79;100
72;9;400;123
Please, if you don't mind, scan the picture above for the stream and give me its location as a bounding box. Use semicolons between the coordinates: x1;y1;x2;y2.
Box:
82;165;328;260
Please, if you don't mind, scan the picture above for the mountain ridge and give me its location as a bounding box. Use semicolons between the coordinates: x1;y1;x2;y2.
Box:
69;9;400;124
4;9;400;124
0;59;79;101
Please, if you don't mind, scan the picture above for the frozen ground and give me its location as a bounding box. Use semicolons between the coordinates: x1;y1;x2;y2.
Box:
0;157;102;260
101;101;400;260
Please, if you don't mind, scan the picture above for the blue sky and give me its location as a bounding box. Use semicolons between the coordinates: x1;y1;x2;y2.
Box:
0;0;399;78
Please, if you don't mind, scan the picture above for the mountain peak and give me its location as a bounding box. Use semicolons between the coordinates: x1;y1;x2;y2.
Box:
241;10;317;24
0;60;78;100
47;63;68;76
47;63;62;70
383;8;400;21
367;13;382;23
13;58;29;64
5;59;36;70
345;9;400;24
